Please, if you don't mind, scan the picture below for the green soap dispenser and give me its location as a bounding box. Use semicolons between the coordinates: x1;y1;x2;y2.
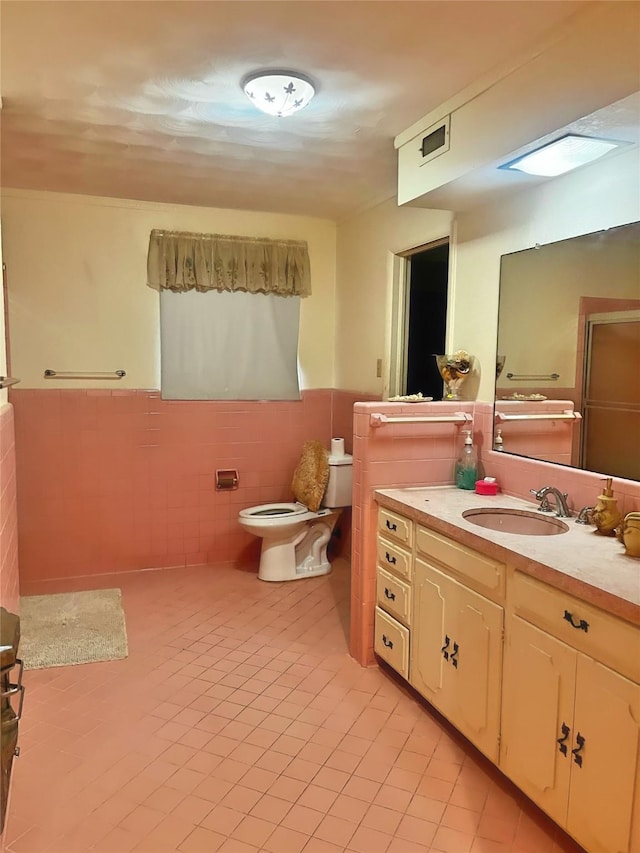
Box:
455;429;478;490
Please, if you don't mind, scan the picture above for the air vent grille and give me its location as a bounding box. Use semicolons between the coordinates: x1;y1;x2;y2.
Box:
420;116;450;165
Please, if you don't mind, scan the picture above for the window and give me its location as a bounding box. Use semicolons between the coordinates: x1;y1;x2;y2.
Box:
147;229;311;400
160;289;301;400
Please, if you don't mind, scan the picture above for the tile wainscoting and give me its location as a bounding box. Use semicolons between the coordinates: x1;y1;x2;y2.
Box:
11;389;378;589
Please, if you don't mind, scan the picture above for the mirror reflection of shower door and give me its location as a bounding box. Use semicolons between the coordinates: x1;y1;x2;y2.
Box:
581;311;640;480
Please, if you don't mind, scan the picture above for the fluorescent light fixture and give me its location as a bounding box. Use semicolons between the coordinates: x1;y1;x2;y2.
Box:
501;134;624;177
242;70;315;117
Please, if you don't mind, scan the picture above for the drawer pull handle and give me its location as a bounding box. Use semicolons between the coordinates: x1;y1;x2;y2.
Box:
563;610;589;632
451;641;459;668
385;520;397;532
557;722;570;756
384;588;396;601
385;552;397;565
572;732;585;767
382;634;394;649
441;635;450;660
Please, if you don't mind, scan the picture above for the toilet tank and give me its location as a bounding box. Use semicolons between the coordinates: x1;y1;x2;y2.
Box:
323;454;353;508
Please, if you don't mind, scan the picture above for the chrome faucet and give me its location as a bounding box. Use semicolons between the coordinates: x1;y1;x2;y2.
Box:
531;486;571;517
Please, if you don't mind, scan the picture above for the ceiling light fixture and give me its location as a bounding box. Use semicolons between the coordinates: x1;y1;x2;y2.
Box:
242;70;315;117
501;134;625;177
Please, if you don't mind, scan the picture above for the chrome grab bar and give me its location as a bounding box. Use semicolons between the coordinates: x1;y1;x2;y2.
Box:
506;372;559;381
44;369;126;380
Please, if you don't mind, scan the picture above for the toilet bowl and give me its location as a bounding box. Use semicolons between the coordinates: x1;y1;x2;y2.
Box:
238;446;353;582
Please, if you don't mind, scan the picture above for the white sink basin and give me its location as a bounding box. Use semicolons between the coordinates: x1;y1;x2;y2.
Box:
462;508;569;536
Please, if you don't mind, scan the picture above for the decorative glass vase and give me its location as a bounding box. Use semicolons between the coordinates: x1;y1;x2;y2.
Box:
434;351;472;400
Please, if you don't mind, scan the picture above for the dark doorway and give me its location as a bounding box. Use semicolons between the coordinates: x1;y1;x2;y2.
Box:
405;242;449;399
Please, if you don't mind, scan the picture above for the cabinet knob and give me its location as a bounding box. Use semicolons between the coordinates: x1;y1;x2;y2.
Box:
451;642;459;668
384;588;396;601
385;552;397;565
382;634;394;649
557;722;570;756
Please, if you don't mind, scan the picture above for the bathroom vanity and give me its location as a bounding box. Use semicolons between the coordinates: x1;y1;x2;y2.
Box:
374;487;640;853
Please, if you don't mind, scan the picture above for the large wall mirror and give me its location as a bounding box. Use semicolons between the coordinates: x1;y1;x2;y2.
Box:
495;221;640;482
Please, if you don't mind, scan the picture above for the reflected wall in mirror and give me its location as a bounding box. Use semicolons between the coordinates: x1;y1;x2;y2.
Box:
495;221;640;482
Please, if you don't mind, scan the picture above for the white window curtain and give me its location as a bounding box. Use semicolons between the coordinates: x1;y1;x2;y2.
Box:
160;289;301;400
149;229;310;401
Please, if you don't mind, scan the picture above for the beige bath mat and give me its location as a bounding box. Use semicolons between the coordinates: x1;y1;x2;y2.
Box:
19;588;128;670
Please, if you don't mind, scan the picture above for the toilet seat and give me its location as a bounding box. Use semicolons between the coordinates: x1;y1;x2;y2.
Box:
239;502;332;525
240;502;308;519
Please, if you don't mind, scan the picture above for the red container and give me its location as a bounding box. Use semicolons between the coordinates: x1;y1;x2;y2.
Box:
475;480;499;496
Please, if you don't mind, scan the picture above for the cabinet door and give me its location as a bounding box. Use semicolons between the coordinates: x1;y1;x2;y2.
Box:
410;558;448;707
500;615;575;825
447;578;503;762
567;655;640;853
411;559;503;760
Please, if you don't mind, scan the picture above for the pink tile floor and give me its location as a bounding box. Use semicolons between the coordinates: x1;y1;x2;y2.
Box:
3;561;584;853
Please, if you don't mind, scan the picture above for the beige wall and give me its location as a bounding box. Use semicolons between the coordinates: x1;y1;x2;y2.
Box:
335;197;452;394
333;147;640;401
453;146;640;401
1;190;337;390
4;146;639;400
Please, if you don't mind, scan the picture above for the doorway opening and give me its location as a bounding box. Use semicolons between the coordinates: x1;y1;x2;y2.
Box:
389;240;449;399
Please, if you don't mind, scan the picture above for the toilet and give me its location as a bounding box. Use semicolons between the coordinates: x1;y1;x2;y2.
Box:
238;447;353;582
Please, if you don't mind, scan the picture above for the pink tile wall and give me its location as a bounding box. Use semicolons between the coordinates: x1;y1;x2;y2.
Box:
11;389;334;588
350;400;640;667
330;390;380;455
350;401;474;665
0;404;20;613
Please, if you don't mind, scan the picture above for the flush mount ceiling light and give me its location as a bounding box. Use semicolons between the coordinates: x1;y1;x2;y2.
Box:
242;70;315;117
501;134;625;177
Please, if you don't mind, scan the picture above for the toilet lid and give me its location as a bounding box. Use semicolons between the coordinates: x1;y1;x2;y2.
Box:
240;502;308;519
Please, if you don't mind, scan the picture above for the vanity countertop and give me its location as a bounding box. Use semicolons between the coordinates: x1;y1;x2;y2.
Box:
375;486;640;626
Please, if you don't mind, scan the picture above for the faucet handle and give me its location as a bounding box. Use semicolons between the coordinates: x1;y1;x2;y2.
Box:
576;506;594;525
530;489;552;513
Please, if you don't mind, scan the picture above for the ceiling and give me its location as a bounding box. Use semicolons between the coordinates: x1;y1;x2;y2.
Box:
0;0;611;220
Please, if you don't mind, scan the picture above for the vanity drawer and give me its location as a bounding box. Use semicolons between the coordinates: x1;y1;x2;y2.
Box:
376;567;411;626
415;525;505;600
377;536;412;581
378;508;413;548
374;606;409;678
512;572;640;683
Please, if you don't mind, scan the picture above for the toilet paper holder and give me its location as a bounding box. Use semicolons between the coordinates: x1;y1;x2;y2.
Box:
216;469;239;490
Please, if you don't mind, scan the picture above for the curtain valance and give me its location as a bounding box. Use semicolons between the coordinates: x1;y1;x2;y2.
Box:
147;229;311;297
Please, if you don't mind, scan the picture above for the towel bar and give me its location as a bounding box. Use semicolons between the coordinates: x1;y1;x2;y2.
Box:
370;412;472;428
0;377;20;389
44;369;126;380
495;410;582;422
506;372;559;381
